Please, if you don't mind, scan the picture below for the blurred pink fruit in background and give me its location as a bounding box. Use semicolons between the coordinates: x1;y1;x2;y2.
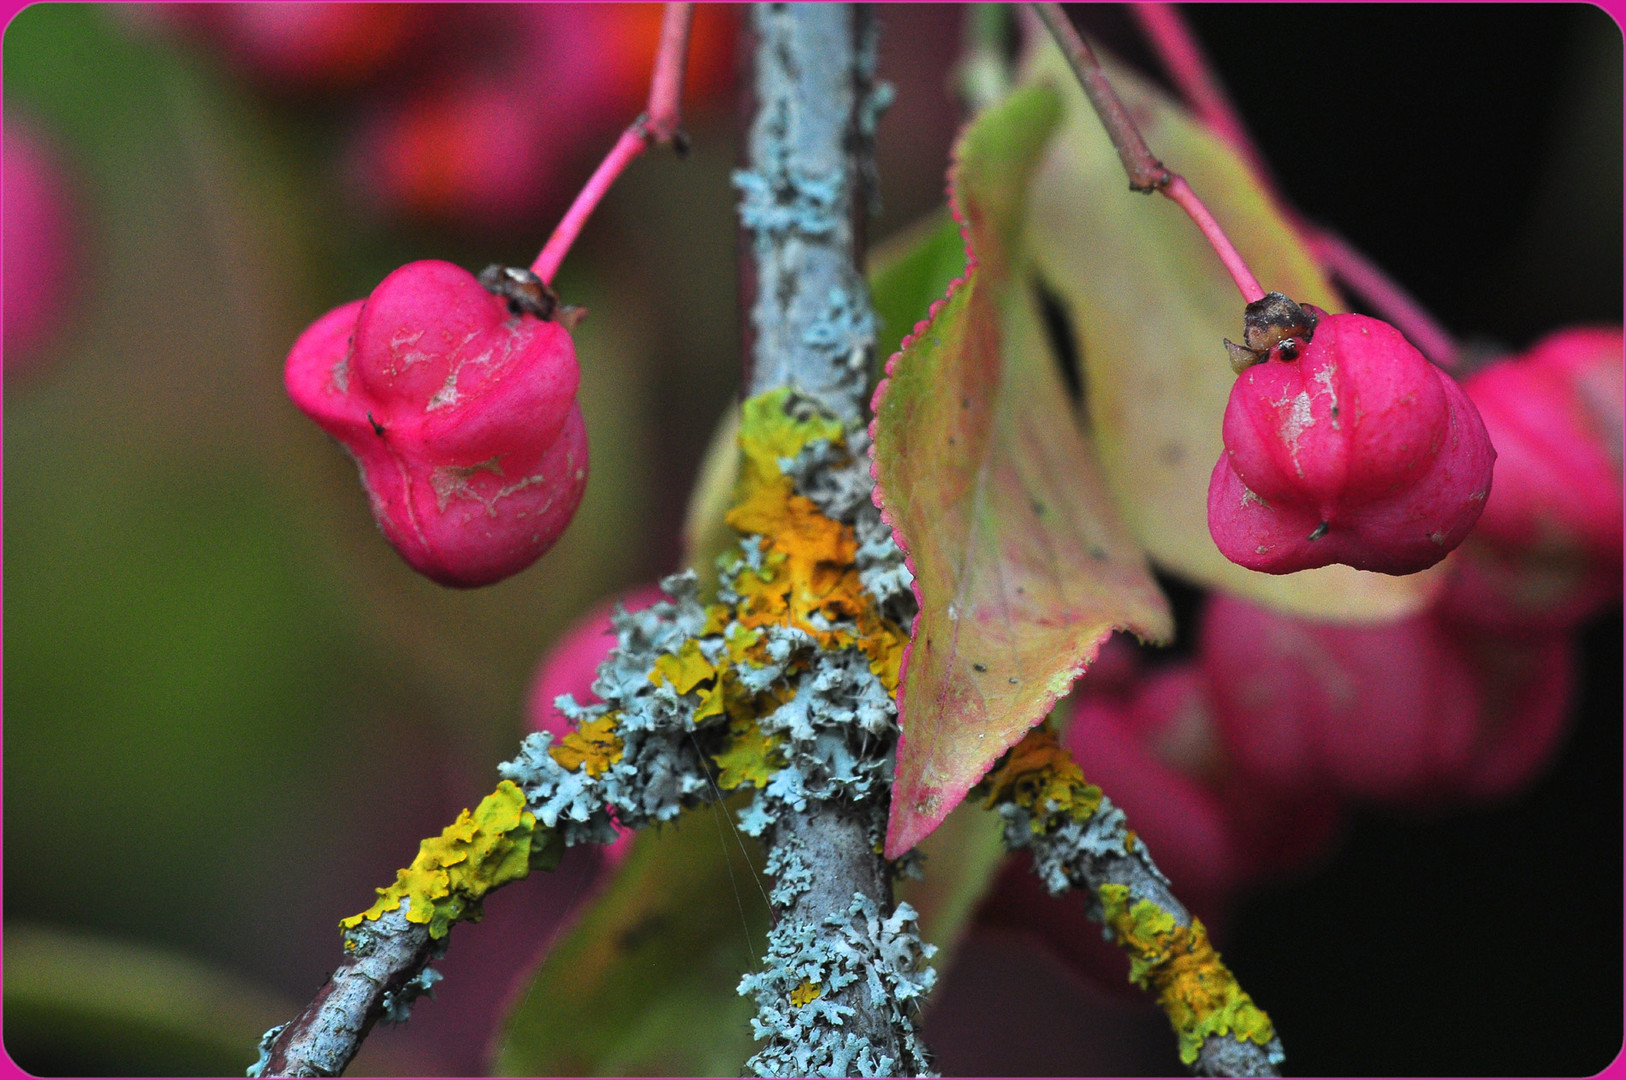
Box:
347;4;740;230
526;583;668;866
1441;326;1623;634
4;118;80;373
1200;593;1576;806
154;3;433;93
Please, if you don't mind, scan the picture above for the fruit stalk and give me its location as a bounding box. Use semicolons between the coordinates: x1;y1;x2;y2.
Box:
1031;2;1264;304
531;2;694;284
1129;2;1463;368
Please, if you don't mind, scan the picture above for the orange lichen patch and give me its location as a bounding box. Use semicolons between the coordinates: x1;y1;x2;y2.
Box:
722;391;908;682
789;979;823;1008
1097;884;1276;1065
855;606;907;694
640;390;909;799
548;714;625;778
980;725;1103;831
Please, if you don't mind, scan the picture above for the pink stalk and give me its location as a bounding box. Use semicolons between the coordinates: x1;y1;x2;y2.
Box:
1164;176;1265;303
531;2;694;284
1129;3;1268;183
1031;2;1264;304
1130;2;1463;368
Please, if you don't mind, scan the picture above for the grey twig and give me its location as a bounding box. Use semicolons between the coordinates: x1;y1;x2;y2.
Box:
249;910;438;1078
991;736;1285;1078
729;6;933;1076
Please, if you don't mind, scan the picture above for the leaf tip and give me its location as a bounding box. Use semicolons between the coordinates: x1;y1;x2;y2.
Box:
884;784;950;860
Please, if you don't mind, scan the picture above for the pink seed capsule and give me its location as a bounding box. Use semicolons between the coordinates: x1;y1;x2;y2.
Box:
1439;326;1623;633
1208;301;1496;575
285;259;587;587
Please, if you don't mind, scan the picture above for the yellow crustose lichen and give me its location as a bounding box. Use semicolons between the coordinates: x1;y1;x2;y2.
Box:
1097;883;1276;1064
341;781;541;944
980;725;1103;831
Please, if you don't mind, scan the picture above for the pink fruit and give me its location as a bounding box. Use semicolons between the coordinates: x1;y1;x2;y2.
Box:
1209;300;1496;575
1199;594;1483;804
348;78;564;231
525;584;666;867
158;3;432;94
4;119;79;371
1448;629;1576;801
1440;326;1623;633
285;260;587;587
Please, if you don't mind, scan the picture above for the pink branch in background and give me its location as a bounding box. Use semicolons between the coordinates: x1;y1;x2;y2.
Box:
1129;3;1269;184
1032;2;1265;305
1306;230;1462;369
532;2;694;284
1130;2;1463;368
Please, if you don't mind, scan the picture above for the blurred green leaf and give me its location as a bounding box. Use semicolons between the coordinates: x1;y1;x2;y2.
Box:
493;805;770;1077
870;210;968;368
1020;41;1444;620
679;404;742;596
3;924;296;1077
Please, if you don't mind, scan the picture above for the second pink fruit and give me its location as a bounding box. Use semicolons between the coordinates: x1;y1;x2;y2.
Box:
1209;311;1495;575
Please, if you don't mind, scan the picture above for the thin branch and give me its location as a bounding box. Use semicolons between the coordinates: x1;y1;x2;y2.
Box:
532;2;695;284
250;910;436;1078
1128;3;1268;182
985;729;1284;1077
1031;2;1264;304
1129;2;1462;367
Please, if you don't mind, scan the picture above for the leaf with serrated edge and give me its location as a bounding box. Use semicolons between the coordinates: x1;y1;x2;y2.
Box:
1022;39;1446;620
871;83;1173;858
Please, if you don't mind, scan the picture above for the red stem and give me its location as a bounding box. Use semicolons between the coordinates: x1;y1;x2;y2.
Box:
1031;2;1264;304
1129;3;1268;184
532;3;695;285
1164;176;1264;303
1130;2;1462;367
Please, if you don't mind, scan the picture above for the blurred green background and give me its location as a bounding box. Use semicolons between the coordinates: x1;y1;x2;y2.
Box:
5;4;1620;1077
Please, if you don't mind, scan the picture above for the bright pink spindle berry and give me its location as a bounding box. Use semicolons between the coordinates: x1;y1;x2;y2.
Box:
1208;303;1496;575
1439;326;1623;633
285;260;587;587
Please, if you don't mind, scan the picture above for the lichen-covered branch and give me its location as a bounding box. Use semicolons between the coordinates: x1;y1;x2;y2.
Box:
251;783;559;1076
984;728;1286;1078
727;5;934;1075
736;2;891;426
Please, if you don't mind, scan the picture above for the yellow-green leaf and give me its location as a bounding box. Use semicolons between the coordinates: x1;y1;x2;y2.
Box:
1020;39;1445;620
